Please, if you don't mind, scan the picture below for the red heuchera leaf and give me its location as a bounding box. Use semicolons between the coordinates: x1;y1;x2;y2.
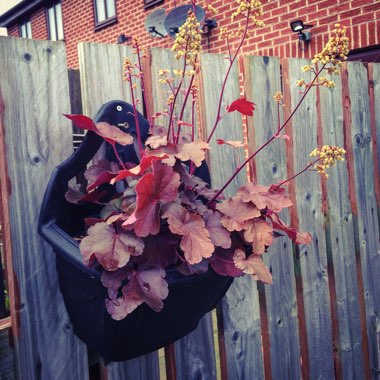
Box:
174;162;223;201
111;155;166;184
147;141;209;167
101;266;129;299
208;246;244;277
216;139;245;148
65;184;107;204
80;189;108;204
179;190;208;215
134;231;179;267
64;114;97;132
227;98;255;116
64;114;133;146
131;161;180;237
243;219;273;254
162;203;214;264
145;143;178;166
85;217;104;226
175;140;209;167
105;267;169;320
96;122;133;146
216;196;261;232
238;183;292;212
177;260;209;276
79;222;144;270
65;184;85;204
204;211;232;249
85;159;119;191
233;249;272;284
146;135;168;149
267;211;312;244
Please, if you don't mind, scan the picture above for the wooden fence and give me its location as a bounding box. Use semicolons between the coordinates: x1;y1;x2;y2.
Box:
0;36;379;380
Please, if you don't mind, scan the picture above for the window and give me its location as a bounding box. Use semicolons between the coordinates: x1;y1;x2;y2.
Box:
47;2;64;41
94;0;116;27
19;20;32;39
144;0;164;10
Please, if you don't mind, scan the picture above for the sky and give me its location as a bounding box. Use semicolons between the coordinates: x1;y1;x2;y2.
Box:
0;0;22;36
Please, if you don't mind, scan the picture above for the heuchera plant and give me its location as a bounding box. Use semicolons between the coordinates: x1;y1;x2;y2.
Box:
65;1;349;320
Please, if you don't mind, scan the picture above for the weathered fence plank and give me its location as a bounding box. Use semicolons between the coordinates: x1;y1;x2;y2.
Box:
368;63;380;209
78;41;159;380
342;61;380;379
78;42;143;117
101;353;159;380
244;55;302;380
198;52;264;380
0;37;89;380
146;47;218;380
283;58;335;379
319;66;365;379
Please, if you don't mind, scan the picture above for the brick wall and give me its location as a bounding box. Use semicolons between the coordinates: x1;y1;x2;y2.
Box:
6;0;380;68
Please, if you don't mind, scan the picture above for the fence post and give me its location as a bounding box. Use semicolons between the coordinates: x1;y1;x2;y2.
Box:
0;36;89;380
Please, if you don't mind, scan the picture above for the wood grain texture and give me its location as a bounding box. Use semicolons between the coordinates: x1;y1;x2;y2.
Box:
244;55;301;380
147;47;218;380
0;328;14;379
320;66;365;379
368;64;380;207
198;52;264;380
343;62;380;379
78;42;142;118
284;58;335;379
78;42;159;379
101;353;159;380
0;37;89;380
147;47;196;137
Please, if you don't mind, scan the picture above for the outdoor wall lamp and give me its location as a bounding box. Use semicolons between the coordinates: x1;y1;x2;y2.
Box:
116;34;130;44
290;20;313;42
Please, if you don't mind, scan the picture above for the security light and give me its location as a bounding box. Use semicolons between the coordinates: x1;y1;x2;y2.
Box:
116;34;130;44
290;20;304;32
290;20;313;43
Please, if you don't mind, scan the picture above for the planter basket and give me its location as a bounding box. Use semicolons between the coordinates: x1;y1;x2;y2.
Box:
38;101;233;361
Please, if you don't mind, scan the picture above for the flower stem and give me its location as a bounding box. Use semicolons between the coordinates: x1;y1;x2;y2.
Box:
135;44;152;130
276;160;318;188
208;64;326;204
176;73;196;144
167;43;189;142
206;11;250;144
112;144;127;170
127;71;144;157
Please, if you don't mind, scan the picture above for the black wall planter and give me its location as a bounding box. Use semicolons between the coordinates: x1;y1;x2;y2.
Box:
38;101;233;361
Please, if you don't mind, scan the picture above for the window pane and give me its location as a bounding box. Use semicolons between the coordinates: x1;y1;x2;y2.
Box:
20;23;26;38
105;0;116;18
26;21;32;38
48;7;57;41
55;3;64;40
96;0;106;23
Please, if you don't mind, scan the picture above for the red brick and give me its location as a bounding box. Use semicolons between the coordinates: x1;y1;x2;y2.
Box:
3;0;378;67
340;8;361;20
353;13;375;25
368;20;376;45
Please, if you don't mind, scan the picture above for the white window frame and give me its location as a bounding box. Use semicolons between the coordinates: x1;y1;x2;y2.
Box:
19;20;32;39
47;2;64;41
94;0;116;27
